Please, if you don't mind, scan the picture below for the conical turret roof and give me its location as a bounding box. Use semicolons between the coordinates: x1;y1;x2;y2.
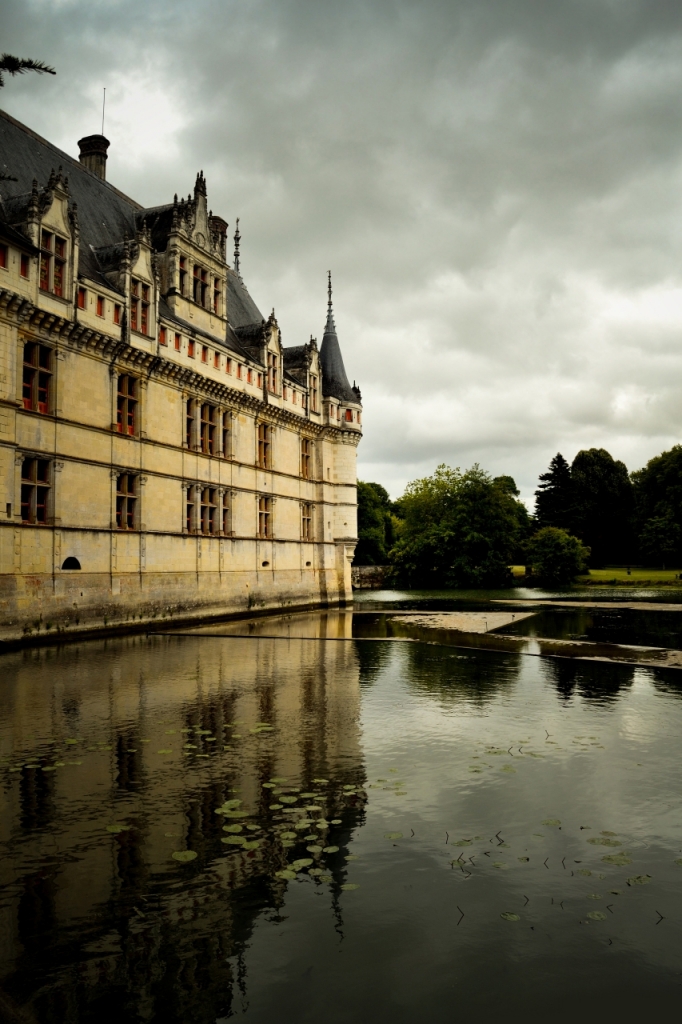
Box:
319;273;358;403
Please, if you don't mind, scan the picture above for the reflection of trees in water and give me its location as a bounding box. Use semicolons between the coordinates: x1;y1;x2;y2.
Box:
403;644;520;707
2;633;366;1024
540;657;635;703
644;666;682;698
355;640;391;687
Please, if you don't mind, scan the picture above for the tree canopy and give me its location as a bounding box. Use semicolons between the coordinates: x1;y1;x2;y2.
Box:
534;448;633;565
354;481;395;565
390;464;527;588
528;527;590;585
632;446;682;567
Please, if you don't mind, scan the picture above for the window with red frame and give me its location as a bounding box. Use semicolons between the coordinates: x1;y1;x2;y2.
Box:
22;342;51;414
201;345;208;363
130;279;149;334
77;287;86;309
116;375;137;435
39;232;67;296
214;351;220;368
0;244;7;268
174;332;181;351
115;473;136;529
96;295;104;317
159;326;167;346
188;339;195;358
114;303;121;325
21;457;50;524
345;408;353;422
200;403;216;455
200;487;217;535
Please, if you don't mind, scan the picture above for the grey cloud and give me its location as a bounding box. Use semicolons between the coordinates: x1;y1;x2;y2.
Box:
5;0;682;501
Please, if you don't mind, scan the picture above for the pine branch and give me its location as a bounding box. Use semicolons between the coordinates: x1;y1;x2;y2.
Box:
0;55;56;88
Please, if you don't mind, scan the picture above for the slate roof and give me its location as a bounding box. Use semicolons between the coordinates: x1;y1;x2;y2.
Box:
0;108;266;331
319;303;358;402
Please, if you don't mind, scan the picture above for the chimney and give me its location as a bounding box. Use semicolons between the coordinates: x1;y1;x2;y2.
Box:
77;134;110;181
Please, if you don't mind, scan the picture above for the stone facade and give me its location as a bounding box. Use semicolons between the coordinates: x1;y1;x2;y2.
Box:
0;110;362;643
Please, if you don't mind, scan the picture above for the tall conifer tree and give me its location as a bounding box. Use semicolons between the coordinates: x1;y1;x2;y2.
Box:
534;453;575;531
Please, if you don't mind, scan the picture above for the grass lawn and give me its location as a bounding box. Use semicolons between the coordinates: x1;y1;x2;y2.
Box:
511;565;682;586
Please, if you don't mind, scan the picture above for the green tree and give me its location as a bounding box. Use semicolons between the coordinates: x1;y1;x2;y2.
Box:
534;453;575;531
527;527;590;585
570;448;633;566
390;464;526;588
632;446;682;567
354;481;395;565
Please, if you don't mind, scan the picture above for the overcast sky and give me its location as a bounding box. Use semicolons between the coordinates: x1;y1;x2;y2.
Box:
4;0;682;502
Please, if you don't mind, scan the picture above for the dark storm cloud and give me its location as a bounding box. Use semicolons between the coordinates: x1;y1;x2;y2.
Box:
5;0;682;499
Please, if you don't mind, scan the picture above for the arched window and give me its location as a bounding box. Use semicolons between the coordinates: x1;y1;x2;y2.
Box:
61;556;81;570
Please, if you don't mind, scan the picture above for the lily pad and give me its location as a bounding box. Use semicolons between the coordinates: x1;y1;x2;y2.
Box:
384;832;403;840
453;839;472;847
292;858;313;869
627;875;651;885
242;840;260;850
106;824;129;834
586;894;602;900
172;850;197;863
587;911;607;921
319;873;333;882
500;912;520;921
331;819;342;824
340;883;359;890
156;749;173;755
542;819;561;827
312;778;329;784
588;838;621;847
675;859;682;867
280;796;298;804
307;845;323;854
576;869;592;877
262;782;276;788
275;869;297;880
602;853;632;866
222;836;245;845
518;856;530;862
280;832;297;840
223;824;243;833
323;846;339;854
269;804;283;810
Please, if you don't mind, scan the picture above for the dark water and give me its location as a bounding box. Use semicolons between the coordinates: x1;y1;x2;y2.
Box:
2;615;682;1022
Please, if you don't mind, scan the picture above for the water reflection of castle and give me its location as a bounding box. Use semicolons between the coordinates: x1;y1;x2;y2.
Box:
0;616;364;1023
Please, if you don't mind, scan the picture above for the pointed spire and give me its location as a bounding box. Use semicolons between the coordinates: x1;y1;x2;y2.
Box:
234;218;241;275
326;270;335;332
319;272;356;403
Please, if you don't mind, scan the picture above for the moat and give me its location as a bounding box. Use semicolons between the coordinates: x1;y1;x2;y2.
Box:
2;596;682;1021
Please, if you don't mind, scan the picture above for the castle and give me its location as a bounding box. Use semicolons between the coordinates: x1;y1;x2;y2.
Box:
0;109;361;643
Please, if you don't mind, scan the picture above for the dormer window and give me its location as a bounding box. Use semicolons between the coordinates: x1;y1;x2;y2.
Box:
40;231;67;297
193;264;208;306
268;353;278;393
131;279;150;335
